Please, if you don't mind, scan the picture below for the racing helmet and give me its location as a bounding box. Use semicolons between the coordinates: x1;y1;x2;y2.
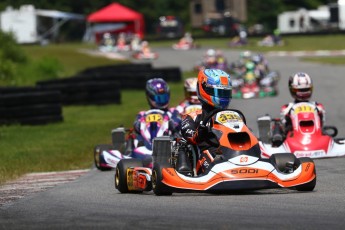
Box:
252;53;263;64
206;49;216;57
289;72;313;101
103;32;110;39
197;69;232;109
184;78;200;104
240;50;252;60
146;78;170;109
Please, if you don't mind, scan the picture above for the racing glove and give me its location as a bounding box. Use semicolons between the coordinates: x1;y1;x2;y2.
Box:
196;121;209;142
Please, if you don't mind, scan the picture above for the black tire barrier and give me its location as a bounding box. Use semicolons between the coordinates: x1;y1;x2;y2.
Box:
0;104;62;119
0;89;63;126
79;63;153;75
37;69;181;90
0;91;61;107
38;81;121;105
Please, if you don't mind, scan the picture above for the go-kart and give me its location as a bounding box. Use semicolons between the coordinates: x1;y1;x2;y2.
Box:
172;42;200;50
132;51;159;60
94;109;172;171
115;109;316;195
258;102;345;159
232;71;279;99
115;44;130;52
194;60;229;72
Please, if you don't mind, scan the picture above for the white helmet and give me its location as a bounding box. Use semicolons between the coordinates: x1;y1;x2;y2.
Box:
289;72;313;101
184;78;199;104
206;49;216;57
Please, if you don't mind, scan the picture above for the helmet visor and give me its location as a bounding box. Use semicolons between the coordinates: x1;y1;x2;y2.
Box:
202;82;232;98
152;93;170;106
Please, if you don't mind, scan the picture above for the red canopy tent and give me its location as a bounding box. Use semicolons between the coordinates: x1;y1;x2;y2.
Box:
87;3;145;40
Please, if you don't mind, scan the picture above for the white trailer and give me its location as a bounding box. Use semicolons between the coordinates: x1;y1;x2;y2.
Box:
278;6;330;34
0;4;84;44
0;5;38;43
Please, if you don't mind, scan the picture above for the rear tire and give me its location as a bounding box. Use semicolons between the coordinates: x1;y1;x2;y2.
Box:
94;144;113;171
152;162;172;196
115;159;143;193
295;157;316;191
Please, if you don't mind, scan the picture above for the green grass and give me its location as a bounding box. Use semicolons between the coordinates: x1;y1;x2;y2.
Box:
1;34;345;185
0;84;183;184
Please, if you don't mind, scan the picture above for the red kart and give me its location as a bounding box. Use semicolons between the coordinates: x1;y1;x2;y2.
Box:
258;102;345;159
114;109;316;195
132;51;159;60
172;42;200;50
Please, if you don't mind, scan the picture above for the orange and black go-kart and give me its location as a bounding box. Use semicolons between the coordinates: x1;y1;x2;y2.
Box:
115;109;316;195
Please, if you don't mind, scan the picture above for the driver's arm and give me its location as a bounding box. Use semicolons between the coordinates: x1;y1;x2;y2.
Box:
181;113;199;145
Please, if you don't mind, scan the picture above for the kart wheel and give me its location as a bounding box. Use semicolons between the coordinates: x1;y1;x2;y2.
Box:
269;153;298;173
115;159;143;193
94;144;113;171
152;162;172;196
295;157;316;191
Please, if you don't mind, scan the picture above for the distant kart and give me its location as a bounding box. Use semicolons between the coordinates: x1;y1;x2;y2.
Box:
93;109;172;171
193;61;229;72
258;102;345;159
115;44;130;52
132;51;159;60
115;109;316;195
172;42;200;50
232;71;279;99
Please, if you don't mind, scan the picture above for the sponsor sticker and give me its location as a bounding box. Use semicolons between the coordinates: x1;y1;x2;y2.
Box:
295;150;325;158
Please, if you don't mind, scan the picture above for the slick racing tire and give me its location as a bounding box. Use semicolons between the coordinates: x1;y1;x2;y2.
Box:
269;153;298;173
94;144;113;171
115;159;143;193
152;162;173;196
295;157;316;192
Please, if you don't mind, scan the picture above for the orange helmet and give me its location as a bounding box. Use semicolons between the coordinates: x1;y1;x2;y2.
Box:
197;69;232;109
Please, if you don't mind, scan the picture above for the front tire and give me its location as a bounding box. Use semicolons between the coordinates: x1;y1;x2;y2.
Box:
115;159;143;193
151;162;173;196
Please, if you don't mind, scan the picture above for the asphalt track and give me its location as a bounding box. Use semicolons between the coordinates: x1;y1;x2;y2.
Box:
1;47;345;230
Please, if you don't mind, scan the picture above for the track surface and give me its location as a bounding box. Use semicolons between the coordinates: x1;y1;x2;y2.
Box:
1;48;345;230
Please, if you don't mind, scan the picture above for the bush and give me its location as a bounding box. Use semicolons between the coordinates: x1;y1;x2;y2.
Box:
0;31;28;84
33;56;64;79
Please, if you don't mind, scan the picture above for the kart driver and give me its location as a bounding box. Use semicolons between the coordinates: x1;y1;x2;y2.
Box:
175;78;202;115
271;72;325;146
178;69;233;175
133;78;181;145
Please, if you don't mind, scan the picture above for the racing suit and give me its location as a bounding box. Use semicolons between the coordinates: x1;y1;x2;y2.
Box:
180;104;220;174
133;107;181;139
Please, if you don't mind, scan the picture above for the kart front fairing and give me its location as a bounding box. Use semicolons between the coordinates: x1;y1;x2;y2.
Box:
160;154;315;192
259;102;345;158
